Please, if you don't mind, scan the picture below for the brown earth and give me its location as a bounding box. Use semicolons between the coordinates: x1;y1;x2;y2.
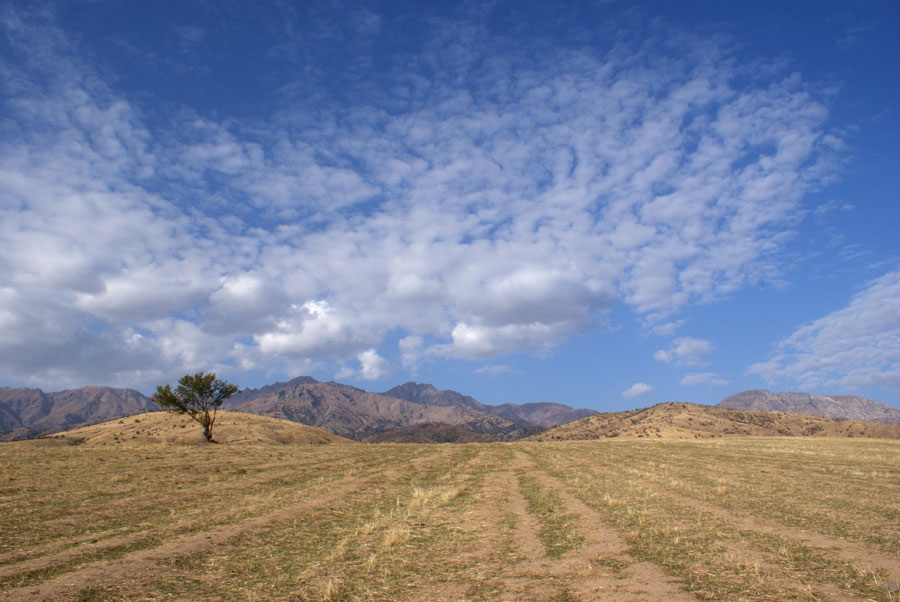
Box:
46;410;353;445
528;402;900;441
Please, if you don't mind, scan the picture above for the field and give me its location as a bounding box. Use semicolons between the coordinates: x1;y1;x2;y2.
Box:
1;438;899;601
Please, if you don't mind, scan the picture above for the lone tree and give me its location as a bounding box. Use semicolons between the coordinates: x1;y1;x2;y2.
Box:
152;372;239;443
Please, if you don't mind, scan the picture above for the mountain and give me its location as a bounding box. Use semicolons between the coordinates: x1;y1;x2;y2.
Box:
227;377;535;441
0;386;155;441
383;382;597;427
46;410;352;445
487;402;598;428
528;402;900;441
718;390;900;426
382;382;484;411
361;423;498;444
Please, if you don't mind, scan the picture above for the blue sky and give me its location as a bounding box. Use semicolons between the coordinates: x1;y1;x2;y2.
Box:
1;1;898;411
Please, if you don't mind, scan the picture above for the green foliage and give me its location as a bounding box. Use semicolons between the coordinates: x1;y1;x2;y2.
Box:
152;372;239;442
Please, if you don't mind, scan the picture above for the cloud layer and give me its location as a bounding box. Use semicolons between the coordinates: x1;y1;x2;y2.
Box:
0;8;840;388
749;267;900;390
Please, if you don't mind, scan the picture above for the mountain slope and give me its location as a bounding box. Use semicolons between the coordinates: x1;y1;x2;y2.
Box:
383;382;596;427
487;401;598;427
228;377;534;440
0;386;155;441
528;402;900;441
361;423;498;443
47;410;352;445
719;390;900;426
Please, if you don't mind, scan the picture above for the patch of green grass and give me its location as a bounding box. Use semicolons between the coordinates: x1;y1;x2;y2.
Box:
518;474;583;558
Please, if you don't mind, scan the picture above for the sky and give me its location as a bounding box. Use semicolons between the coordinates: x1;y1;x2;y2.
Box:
1;1;898;411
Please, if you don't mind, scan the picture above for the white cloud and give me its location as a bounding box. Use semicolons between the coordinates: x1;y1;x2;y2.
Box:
0;8;841;388
749;267;900;389
474;364;517;376
357;349;393;380
254;301;379;357
623;382;654;399
654;337;715;365
681;372;730;386
651;319;685;336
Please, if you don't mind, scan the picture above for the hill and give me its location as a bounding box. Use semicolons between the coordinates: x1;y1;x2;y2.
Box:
528;402;900;441
361;422;499;443
719;390;900;425
227;377;535;441
47;410;352;445
0;386;154;441
383;382;596;427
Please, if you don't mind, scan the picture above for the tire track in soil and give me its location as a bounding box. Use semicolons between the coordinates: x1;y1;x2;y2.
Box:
403;451;699;601
578;466;865;602
2;447;456;602
293;445;489;602
635;477;900;584
517;451;697;602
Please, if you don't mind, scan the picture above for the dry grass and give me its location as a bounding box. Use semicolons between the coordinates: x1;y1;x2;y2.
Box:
1;437;898;601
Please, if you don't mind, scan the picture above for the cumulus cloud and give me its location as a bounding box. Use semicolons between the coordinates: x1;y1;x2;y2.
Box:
623;382;654;399
357;349;393;380
0;7;840;388
654;338;715;365
749;267;900;389
680;372;730;386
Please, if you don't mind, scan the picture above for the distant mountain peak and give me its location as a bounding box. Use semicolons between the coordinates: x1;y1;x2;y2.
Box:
718;390;900;426
1;385;154;441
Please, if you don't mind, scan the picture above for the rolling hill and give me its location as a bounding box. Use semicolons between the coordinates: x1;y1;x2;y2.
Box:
47;410;353;445
528;402;900;441
719;390;900;425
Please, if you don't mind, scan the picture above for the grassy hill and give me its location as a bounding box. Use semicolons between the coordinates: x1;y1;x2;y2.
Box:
528;402;900;441
47;410;354;445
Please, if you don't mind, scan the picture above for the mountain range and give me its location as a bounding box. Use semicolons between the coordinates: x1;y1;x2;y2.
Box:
3;380;899;442
224;378;570;441
0;386;154;441
718;390;900;426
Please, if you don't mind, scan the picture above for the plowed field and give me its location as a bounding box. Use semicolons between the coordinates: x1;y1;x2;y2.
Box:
1;438;898;601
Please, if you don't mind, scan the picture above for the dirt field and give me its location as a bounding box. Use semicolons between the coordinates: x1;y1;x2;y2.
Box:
1;438;898;601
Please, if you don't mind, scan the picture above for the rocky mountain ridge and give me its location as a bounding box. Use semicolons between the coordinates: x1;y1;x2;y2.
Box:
0;386;155;441
382;382;598;427
718;390;900;426
226;378;540;441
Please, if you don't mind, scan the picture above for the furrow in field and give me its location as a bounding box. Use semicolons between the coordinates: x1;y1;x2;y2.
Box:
519;451;698;602
634;477;900;582
528;444;897;601
0;454;370;567
0;444;451;600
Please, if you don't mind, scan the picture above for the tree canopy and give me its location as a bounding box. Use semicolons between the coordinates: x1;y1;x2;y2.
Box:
152;372;239;443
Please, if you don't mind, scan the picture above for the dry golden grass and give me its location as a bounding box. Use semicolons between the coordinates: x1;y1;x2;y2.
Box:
46;410;353;445
529;402;900;441
1;437;898;601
